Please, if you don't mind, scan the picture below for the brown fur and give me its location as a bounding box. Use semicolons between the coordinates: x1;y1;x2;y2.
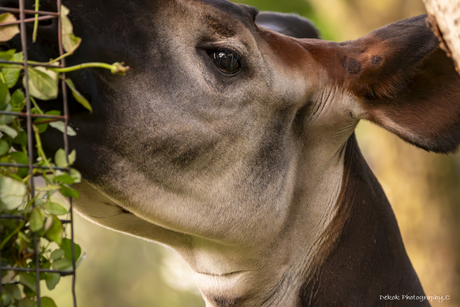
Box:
301;15;460;153
15;2;460;305
298;135;428;306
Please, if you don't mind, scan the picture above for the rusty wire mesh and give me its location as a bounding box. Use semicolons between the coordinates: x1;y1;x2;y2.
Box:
0;0;77;306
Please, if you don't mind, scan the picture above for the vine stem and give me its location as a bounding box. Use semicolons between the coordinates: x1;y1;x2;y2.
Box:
0;38;80;67
0;221;27;250
30;97;44;114
50;62;129;75
48;38;81;65
51;62;112;72
0;61;129;75
32;0;39;42
33;125;56;176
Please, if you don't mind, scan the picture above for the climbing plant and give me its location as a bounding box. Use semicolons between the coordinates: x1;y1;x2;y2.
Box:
0;4;128;307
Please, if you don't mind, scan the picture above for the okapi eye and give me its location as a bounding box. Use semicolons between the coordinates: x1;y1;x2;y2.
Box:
210;49;243;75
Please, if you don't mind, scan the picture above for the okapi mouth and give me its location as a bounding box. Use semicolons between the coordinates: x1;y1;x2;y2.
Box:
197;270;249;277
101;201;132;215
119;206;132;214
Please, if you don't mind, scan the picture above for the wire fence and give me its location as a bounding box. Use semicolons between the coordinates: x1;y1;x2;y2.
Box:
0;0;77;306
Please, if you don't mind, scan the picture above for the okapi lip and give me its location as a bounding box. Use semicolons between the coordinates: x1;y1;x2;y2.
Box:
103;201;133;215
196;270;249;277
119;206;132;214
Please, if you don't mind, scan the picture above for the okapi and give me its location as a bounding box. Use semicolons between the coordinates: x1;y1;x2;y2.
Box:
5;0;460;306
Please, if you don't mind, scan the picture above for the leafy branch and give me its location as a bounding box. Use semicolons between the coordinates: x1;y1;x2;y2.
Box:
0;4;128;307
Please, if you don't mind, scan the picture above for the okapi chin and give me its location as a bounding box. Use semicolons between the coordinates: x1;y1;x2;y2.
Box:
5;0;460;306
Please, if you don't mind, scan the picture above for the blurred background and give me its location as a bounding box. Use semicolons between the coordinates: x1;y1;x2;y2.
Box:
48;0;460;306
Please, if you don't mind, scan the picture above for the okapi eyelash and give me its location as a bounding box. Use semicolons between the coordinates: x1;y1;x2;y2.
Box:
199;41;246;58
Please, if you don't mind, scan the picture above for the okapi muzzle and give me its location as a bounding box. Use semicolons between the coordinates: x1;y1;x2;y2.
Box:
4;0;460;306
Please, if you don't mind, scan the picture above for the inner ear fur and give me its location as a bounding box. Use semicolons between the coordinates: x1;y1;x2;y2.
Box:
342;14;460;153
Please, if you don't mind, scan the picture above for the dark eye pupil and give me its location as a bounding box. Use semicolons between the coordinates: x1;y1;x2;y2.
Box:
212;49;243;74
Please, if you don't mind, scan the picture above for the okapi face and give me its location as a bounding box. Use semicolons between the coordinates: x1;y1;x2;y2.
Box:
10;0;460;305
64;0;353;246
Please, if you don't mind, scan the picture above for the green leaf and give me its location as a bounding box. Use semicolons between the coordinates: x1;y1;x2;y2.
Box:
54;174;75;184
51;257;72;271
70;168;81;183
2;53;23;88
0;49;15;61
12;130;27;146
43;215;53;232
49;121;76;136
0;174;26;210
41;297;57;307
0;72;9;109
0;103;14;125
12;51;23;61
45;110;61;116
19;272;37;292
0;124;18;138
42;201;68;215
45;273;61;291
45;215;63;245
35;112;61;134
4;283;22;300
10;150;28;164
65;79;92;112
59;185;80;199
34;117;49;134
35;198;45;206
22;285;36;298
54;149;67;167
61;238;81;260
60;5;82;53
40;257;52;270
35;123;49;134
3;66;21;88
50;249;65;260
0;291;13;306
54;149;76;168
18;231;31;248
30;207;45;232
8;173;22;181
0;13;20;42
25;67;58;101
11;88;25;108
68;149;76;165
10;151;29;178
0;138;9;156
76;253;86;268
18;298;36;307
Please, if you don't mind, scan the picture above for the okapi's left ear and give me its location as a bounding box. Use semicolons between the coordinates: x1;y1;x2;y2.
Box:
343;14;460;153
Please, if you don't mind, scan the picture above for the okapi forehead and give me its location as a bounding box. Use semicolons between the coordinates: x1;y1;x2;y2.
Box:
193;0;259;26
180;0;259;39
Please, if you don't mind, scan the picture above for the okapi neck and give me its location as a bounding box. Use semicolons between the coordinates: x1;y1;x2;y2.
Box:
298;134;429;306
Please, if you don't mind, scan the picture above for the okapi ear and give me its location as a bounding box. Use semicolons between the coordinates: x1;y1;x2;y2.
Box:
343;14;460;153
255;12;320;39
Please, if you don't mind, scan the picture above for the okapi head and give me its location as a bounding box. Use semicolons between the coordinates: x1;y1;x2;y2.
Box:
8;0;460;306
